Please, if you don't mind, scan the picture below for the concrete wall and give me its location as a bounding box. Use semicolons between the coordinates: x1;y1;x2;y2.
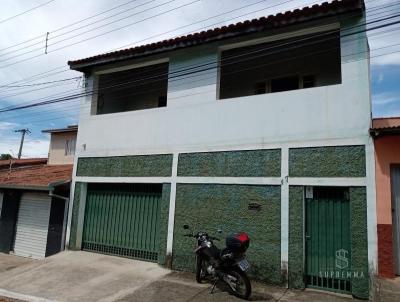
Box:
374;135;400;278
48;132;77;165
74;20;370;158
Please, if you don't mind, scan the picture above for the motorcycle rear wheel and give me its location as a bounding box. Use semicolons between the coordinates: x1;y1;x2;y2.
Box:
226;268;251;300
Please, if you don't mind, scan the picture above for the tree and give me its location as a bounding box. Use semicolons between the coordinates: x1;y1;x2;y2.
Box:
0;154;12;160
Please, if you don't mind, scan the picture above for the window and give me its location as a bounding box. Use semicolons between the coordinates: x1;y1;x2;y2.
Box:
254;82;267;94
302;75;316;88
219;32;341;99
270;76;299;93
95;62;169;115
65;139;76;156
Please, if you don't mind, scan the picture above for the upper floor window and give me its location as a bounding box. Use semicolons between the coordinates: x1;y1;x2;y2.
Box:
95;62;169;115
65;138;76;156
219;31;341;99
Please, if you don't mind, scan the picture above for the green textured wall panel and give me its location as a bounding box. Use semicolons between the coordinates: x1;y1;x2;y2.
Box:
158;183;170;266
172;184;282;284
288;186;305;289
350;187;369;299
69;182;82;250
177;149;281;177
77;154;173;177
289;146;366;177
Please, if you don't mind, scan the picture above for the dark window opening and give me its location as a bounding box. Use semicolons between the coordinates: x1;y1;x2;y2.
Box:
254;82;267;94
95;62;169;115
158;95;167;107
219;31;341;99
302;75;316;88
270;76;299;93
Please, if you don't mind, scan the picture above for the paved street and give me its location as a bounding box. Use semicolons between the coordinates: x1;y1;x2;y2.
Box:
0;251;392;302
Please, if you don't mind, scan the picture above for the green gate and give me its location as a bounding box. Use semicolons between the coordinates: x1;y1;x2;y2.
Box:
82;188;161;262
305;187;351;294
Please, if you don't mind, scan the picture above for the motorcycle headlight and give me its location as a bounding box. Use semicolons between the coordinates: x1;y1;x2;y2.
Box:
206;242;212;248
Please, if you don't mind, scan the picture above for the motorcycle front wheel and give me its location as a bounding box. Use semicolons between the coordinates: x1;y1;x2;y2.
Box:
195;255;206;283
225;268;251;300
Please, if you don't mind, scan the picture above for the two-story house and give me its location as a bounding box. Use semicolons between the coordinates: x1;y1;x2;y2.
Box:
0;126;77;259
67;0;375;298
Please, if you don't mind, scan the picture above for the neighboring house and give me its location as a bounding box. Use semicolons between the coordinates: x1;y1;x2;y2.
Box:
67;0;374;298
0;126;77;259
370;117;400;278
42;125;78;165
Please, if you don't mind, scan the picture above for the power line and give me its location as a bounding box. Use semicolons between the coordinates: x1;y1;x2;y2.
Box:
10;46;400;127
0;76;81;88
0;12;394;115
0;0;56;25
0;0;143;52
0;0;157;59
0;0;389;87
0;0;297;89
0;0;201;67
1;17;396;115
0;0;396;108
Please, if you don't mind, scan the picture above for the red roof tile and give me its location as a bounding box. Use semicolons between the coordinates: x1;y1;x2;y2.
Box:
372;117;400;130
68;0;364;71
0;158;47;170
0;164;73;189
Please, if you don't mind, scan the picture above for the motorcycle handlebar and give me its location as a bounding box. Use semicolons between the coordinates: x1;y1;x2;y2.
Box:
183;233;220;241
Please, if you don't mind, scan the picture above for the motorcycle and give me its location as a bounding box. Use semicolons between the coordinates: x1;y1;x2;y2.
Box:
183;224;252;300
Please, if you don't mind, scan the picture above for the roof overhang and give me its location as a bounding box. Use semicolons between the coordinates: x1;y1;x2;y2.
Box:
68;0;364;72
42;125;78;134
0;184;49;191
370;127;400;137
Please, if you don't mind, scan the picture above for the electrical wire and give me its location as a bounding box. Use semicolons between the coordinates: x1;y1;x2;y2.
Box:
0;1;400;117
0;0;56;25
0;0;390;89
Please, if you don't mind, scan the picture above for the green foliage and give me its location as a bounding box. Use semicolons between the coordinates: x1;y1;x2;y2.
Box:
0;154;12;160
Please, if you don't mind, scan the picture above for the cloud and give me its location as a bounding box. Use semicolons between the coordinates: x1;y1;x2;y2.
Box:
0;137;49;158
373;92;399;106
0;121;19;131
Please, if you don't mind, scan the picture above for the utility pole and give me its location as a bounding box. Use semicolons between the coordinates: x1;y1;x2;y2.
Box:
14;129;30;159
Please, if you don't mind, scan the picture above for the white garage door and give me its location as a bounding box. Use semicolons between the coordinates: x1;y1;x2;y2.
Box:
14;193;51;259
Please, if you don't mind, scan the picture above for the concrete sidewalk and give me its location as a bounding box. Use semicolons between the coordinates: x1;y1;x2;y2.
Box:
0;251;361;302
0;251;169;302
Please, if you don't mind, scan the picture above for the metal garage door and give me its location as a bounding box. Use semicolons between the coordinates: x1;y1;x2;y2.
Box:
14;193;51;259
82;186;161;262
392;166;400;275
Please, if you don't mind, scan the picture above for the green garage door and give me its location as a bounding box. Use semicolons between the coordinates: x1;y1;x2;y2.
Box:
82;185;161;262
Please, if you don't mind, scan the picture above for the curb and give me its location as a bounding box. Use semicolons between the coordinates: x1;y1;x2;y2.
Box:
0;289;56;302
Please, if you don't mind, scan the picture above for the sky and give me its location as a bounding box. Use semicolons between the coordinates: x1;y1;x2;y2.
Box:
0;0;399;157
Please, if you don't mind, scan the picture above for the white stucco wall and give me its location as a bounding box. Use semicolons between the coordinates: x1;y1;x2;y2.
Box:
73;18;371;157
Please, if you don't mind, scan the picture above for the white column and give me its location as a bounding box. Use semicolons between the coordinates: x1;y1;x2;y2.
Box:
281;147;289;286
166;153;179;255
76;183;88;249
365;139;378;272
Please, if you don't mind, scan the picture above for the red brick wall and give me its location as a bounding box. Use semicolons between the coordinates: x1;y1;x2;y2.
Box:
378;224;395;278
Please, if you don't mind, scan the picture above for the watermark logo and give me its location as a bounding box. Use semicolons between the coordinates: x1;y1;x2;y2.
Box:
335;249;349;270
319;248;366;279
